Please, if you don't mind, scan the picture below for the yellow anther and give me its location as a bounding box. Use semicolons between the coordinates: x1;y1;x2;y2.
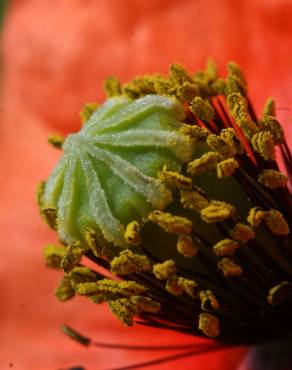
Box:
199;290;220;311
180;187;210;212
110;250;151;275
179;124;210;141
217;257;242;277
189;97;215;122
159;166;192;189
226;61;247;95
149;210;193;235
48;134;64;149
153;260;177;280
267;281;292;305
247;207;265;227
212;239;239;257
220;128;244;155
262;97;276;117
79;103;99;125
109;296;161;326
187;152;221;175
258;170;288;189
166;275;197;298
263;209;290;236
153;77;176;96
206;58;218;80
198;313;220;338
124;221;142;246
207;134;234;158
43;244;66;269
227;93;259;140
169;63;193;85
217;158;239;178
176;81;199;102
251;131;275;161
76;279;147;298
61;242;84;273
230;223;255;244
193;70;214;97
259;115;284;144
55;277;75;302
177;234;198;258
42;208;58;230
103;76;122;97
122;75;160;99
84;228;110;258
201;201;236;223
68;267;98;289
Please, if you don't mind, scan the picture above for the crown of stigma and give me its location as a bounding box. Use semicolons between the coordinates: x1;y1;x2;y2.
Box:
39;60;292;344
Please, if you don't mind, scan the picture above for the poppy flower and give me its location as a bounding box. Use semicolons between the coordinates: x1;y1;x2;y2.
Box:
1;1;291;370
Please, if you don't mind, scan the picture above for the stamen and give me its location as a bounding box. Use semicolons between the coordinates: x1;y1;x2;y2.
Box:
227;93;259;140
103;76;122;97
259;115;284;144
179;124;210;141
189;97;215;122
200;201;236;223
230;223;255;244
207;134;234;158
48;133;64;149
108;296;160;326
198;313;220;337
258;169;288;189
263;209;290;236
68;266;99;289
176;81;199;102
177;234;198;257
220;128;244;154
124;221;142;246
166;275;197;298
187;152;220;175
217;158;239;178
84;228;110;258
226;61;247;95
110;250;151;275
251;131;275;161
180;187;210;212
42;208;58;230
212;239;239;257
79;103;99;125
148;211;193;235
169;63;194;85
61;242;84;273
153;260;176;280
55;277;75;301
159;166;192;189
76;279;147;298
217;257;242;277
262;97;276;117
247;207;265;227
199;290;220;311
43;244;66;268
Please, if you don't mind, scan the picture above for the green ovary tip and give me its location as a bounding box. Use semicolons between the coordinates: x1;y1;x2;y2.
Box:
41;95;194;247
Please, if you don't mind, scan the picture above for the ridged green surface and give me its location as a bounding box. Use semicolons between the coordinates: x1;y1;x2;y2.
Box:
43;95;194;247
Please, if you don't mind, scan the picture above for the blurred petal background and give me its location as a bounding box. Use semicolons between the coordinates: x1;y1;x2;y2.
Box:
0;0;291;369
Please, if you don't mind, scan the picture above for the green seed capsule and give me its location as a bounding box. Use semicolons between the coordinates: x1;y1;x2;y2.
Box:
41;95;194;248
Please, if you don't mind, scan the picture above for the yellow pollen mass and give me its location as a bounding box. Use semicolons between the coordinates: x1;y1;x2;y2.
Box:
124;221;142;246
198;313;220;338
217;257;242;277
149;210;193;235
